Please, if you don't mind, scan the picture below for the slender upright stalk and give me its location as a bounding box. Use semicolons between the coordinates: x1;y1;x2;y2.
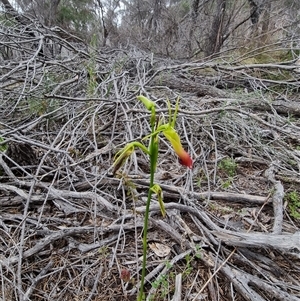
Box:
114;96;192;300
137;113;158;301
137;167;154;301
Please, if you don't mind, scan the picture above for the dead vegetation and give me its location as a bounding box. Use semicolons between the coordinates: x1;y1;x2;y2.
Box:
1;19;300;301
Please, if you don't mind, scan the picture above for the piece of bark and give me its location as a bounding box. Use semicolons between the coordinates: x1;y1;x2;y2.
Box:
213;229;300;253
171;273;182;301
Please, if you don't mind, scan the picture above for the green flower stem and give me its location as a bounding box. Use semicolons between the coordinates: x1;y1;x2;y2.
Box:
113;96;190;300
138;125;158;301
138;163;154;301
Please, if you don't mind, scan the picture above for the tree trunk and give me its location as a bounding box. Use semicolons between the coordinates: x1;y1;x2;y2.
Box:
45;0;61;26
187;0;200;55
205;0;227;57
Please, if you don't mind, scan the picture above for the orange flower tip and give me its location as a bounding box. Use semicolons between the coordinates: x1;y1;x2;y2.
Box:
179;153;193;169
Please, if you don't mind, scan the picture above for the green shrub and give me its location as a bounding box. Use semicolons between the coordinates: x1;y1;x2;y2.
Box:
286;191;300;219
218;158;237;177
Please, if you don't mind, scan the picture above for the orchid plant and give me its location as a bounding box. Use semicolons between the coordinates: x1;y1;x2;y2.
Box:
113;95;192;300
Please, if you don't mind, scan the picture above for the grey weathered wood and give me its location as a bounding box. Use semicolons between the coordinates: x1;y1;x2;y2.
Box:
213;230;300;252
171;273;182;301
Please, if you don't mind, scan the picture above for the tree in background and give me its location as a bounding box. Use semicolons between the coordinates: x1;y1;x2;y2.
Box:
0;0;101;42
1;0;300;59
57;0;99;41
0;0;61;26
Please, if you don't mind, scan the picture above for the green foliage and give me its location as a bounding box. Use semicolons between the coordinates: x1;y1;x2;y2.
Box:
86;34;99;96
86;63;98;96
150;274;170;300
28;98;46;116
196;169;208;187
27;71;63;116
221;178;233;189
149;247;202;300
218;158;237;177
286;191;300;219
286;114;297;124
180;0;190;15
182;253;193;278
260;69;292;82
0;13;16;26
287;159;298;168
98;246;109;258
195;244;202;259
218;158;236;189
182;247;202;277
28;98;59;116
279;49;300;61
0;136;8;152
57;0;98;36
58;5;75;23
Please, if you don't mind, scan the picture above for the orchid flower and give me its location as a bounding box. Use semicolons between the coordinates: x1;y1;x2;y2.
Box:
164;97;193;168
114;96;193;173
161;126;193;169
113;141;149;175
112;95;193;301
140;97;193;169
